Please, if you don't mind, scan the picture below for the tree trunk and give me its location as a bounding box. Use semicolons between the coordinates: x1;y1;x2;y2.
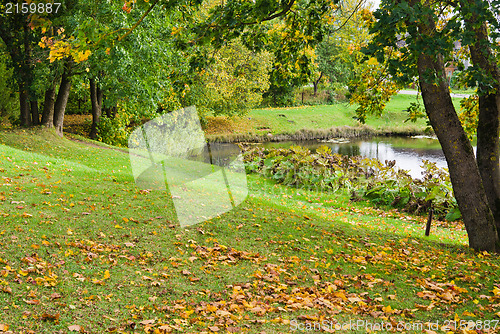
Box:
53;64;72;137
313;72;323;96
476;93;500;237
20;18;33;127
30;99;39;125
416;17;498;252
463;9;500;242
89;78;103;139
41;79;58;127
19;86;31;126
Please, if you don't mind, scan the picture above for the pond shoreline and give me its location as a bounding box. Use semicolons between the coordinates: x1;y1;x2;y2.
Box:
205;125;430;143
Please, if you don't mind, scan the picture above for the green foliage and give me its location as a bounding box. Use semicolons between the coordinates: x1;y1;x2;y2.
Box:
404;102;426;123
0;48;18;123
185;39;272;118
243;145;458;220
96;108;135;147
315;0;401;122
316;0;372;89
180;0;338;107
458;95;478;140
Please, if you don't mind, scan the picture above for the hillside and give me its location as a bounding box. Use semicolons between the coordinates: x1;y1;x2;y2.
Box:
0;128;498;333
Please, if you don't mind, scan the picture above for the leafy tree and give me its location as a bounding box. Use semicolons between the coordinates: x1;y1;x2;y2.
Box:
0;43;18;123
175;0;339;107
185;39;272;119
0;1;39;126
316;0;372;91
0;0;83;133
363;0;500;251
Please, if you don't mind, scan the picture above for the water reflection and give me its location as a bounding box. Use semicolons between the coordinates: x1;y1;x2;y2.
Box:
201;137;450;179
261;137;448;179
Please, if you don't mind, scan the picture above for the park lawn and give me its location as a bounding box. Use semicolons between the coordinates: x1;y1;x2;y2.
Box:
204;94;466;141
0;128;499;333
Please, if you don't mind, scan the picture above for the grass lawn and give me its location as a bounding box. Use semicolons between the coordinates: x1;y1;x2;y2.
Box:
0;128;499;333
204;94;466;141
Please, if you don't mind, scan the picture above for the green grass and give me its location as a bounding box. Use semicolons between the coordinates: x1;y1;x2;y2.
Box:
205;94;467;141
450;88;476;95
0;128;499;333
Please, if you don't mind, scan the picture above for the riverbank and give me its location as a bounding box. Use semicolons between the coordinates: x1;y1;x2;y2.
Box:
204;94;463;143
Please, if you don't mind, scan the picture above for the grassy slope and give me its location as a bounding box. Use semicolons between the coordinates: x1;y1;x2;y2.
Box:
204;95;465;141
0;128;499;333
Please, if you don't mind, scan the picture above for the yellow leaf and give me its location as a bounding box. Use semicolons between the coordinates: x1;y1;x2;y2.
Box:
18;270;29;276
382;305;394;314
74;49;91;63
103;270;110;280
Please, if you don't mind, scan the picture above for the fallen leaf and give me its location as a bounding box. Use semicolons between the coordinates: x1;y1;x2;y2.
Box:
68;324;81;332
24;299;40;305
103;270;110;280
41;312;60;322
50;293;62;300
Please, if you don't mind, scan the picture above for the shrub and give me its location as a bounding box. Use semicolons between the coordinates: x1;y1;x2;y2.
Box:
242;145;459;220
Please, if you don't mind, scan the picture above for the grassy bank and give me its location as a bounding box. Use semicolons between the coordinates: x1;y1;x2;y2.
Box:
0;128;499;333
204;94;464;143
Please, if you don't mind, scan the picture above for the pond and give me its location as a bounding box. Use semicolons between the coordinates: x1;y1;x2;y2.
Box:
259;136;447;179
195;136;450;179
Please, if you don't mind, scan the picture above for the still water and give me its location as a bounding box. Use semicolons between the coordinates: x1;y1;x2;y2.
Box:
259;136;447;179
201;136;449;179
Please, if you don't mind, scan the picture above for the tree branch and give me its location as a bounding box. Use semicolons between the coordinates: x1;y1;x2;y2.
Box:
118;0;161;42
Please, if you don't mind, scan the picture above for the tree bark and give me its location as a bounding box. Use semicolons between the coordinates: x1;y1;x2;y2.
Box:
41;79;58;127
20;18;33;127
416;17;498;252
463;10;500;241
89;78;103;139
19;85;31;126
53;63;72;137
313;72;323;96
30;99;39;125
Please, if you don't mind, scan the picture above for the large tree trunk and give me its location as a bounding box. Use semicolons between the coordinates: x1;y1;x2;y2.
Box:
41;79;58;127
416;17;498;252
89;78;103;139
19;86;31;126
53;64;72;137
463;8;500;242
30;99;39;125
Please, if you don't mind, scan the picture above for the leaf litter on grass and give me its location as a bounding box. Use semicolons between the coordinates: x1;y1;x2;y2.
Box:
0;134;499;333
